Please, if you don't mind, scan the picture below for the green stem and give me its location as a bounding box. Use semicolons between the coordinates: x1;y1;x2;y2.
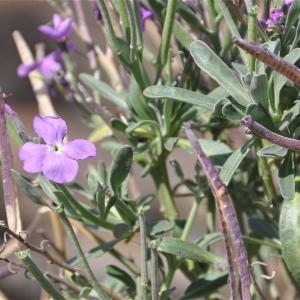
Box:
247;6;257;73
256;142;277;206
159;0;177;68
181;200;199;241
218;0;248;65
56;205;111;300
138;211;148;299
15;250;66;300
118;0;131;42
150;155;178;219
150;249;159;300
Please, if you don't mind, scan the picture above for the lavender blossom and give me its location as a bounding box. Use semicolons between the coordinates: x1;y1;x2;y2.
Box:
259;9;284;32
38;14;73;42
19;116;96;183
17;50;62;78
140;3;154;31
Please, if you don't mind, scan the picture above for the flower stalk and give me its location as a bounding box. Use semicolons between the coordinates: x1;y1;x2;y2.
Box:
15;249;66;300
56;204;111;300
0;92;21;232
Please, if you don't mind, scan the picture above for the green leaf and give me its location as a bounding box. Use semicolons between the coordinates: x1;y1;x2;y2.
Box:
11;170;44;205
246;103;276;131
181;272;228;299
249;217;278;238
177;138;232;157
173;20;195;49
106;265;136;295
279;152;295;200
190;40;250;106
148;220;175;237
274;49;300;109
283;0;300;45
196;233;223;248
280;100;300;131
143;85;217;111
220;139;256;186
257;144;288;158
149;237;226;267
79;73;128;109
280;176;300;282
250;73;269;110
221;102;243;121
255;39;280;74
109;145;133;193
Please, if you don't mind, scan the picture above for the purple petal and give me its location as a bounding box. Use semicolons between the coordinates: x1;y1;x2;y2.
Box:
269;9;283;22
33;116;67;144
56;17;73;41
39;53;62;77
64;139;96;160
38;25;58;40
42;151;78;183
140;4;154;31
19;142;48;173
53;14;62;27
17;62;40;77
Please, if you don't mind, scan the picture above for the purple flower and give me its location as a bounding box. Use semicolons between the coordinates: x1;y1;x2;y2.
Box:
269;9;284;22
38;14;73;42
284;0;293;6
259;9;284;32
17;50;62;78
140;3;154;31
19;116;96;183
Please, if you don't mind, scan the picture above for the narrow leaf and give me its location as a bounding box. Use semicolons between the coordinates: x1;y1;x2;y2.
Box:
149;237;226;267
190;40;250;106
279;152;295;200
110;145;133;193
220;139;256;186
143;85;217;111
80;73;128;109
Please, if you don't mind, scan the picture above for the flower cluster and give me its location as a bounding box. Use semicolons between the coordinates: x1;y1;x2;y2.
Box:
38;14;73;42
17;50;62;78
259;0;293;33
19;116;96;183
17;14;73;79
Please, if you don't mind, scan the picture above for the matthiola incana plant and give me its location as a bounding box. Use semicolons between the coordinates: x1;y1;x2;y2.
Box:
2;0;300;299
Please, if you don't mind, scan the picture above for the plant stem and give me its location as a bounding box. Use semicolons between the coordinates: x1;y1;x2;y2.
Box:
181;200;199;241
218;0;248;65
150;155;178;219
56;205;111;300
138;211;148;300
159;0;177;66
150;249;159;300
0;92;21;232
15;249;66;300
247;6;257;73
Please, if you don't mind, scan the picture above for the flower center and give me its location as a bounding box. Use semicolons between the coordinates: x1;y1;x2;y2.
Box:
52;143;63;153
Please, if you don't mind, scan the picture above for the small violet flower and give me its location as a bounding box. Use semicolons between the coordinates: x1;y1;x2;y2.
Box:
17;50;62;78
259;9;284;32
19;116;96;183
38;14;73;42
140;3;154;31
